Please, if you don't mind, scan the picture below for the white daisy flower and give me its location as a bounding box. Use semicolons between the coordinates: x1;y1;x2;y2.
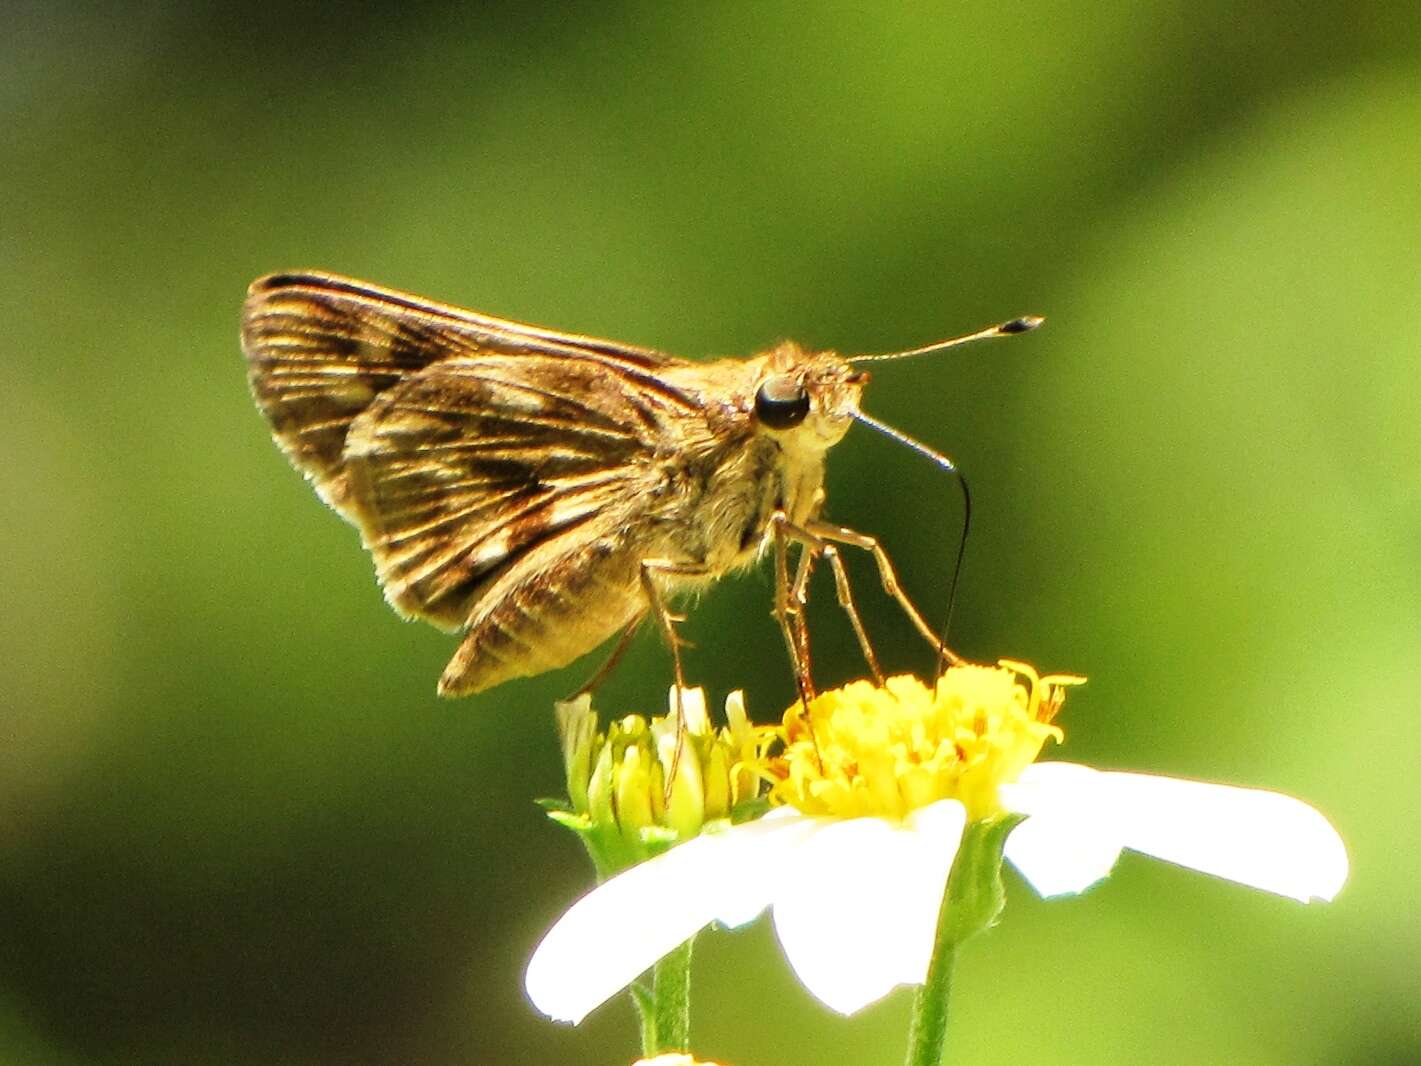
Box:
526;663;1347;1022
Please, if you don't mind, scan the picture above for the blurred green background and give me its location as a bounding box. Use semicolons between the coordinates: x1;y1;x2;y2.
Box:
3;3;1418;1064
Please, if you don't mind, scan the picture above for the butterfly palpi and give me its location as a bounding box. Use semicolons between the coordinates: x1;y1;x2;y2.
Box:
242;272;1041;701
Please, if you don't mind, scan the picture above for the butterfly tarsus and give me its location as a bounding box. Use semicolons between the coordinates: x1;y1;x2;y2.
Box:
770;513;829;773
639;558;708;804
770;512;818;706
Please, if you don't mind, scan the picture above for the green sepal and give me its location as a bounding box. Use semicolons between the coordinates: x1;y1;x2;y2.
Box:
636;824;681;858
541;796;644;880
544;809;590;833
941;813;1025;945
730;795;772;824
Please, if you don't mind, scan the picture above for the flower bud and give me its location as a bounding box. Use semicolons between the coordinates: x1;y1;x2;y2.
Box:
546;687;774;877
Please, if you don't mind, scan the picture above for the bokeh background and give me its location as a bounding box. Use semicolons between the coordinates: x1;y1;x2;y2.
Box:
4;3;1419;1064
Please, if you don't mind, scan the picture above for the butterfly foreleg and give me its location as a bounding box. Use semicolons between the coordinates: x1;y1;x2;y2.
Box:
772;513;886;690
802;519;964;667
770;512;818;705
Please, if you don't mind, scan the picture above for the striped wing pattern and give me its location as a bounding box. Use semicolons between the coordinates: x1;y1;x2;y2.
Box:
241;272;676;514
241;272;696;650
343;354;680;629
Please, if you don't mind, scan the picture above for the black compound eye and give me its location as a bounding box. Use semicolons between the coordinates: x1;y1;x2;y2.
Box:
754;374;811;430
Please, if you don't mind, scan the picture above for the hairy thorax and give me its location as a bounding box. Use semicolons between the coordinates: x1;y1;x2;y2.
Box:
643;432;825;579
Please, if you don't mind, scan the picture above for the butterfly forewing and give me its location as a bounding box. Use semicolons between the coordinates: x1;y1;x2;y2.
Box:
342;354;671;631
242;272;709;693
242;270;683;512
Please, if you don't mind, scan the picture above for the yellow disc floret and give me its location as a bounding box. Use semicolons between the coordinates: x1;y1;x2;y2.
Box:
767;661;1085;823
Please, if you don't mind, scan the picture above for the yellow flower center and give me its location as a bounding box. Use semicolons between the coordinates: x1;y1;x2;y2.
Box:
766;661;1084;822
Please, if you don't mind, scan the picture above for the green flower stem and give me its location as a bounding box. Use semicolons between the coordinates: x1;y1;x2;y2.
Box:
631;980;656;1055
632;935;695;1055
905;933;958;1066
654;936;694;1051
904;815;1022;1066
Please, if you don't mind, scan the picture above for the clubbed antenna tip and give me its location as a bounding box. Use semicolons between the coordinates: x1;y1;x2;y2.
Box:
998;315;1044;334
849;313;1047;364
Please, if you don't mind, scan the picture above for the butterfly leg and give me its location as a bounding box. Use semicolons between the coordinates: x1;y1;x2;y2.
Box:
770;515;828;771
820;545;886;686
804;520;965;667
770;512;821;705
774;514;886;687
567;617;644;700
788;545;817;682
640;559;709;798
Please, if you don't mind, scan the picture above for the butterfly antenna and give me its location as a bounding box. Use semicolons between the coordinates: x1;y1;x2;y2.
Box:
849;410;971;677
849;315;1043;364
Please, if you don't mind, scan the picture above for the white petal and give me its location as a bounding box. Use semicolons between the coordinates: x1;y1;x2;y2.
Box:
1090;770;1348;902
1002;762;1124;897
1002;762;1348;903
708;808;815;927
769;800;966;1015
525;812;817;1024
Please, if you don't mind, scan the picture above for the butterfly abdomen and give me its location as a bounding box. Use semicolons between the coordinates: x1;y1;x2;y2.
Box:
436;537;645;695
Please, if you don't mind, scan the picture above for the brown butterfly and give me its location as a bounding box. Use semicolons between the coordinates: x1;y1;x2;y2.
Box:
242;271;1040;700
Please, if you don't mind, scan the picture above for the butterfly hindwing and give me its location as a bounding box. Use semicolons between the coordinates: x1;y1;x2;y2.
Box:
341;352;689;630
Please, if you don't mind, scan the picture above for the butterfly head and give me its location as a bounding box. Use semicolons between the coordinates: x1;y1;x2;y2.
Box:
753;343;867;451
